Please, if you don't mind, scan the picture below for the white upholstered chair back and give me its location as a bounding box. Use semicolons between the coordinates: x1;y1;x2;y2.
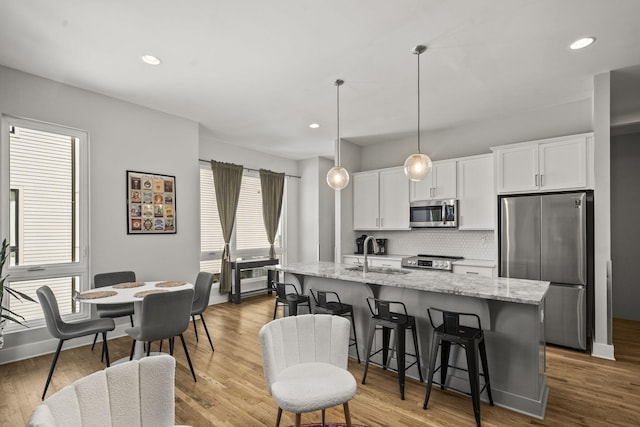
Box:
28;354;178;427
259;314;351;395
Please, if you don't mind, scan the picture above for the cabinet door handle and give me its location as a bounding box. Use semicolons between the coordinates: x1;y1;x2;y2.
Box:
466;271;479;275
534;174;539;187
540;174;544;187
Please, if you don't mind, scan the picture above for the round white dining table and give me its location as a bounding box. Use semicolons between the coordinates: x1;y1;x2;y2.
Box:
76;281;193;361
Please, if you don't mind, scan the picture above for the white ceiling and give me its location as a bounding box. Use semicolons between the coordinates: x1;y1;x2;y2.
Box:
1;0;640;160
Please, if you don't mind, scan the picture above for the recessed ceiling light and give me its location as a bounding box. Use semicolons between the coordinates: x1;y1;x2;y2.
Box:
569;37;596;50
141;54;162;65
309;123;320;129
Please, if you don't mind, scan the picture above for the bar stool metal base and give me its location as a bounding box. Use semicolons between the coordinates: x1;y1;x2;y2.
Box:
361;298;423;400
423;308;494;427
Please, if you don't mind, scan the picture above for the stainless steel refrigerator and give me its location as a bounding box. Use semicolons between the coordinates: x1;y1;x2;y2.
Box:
499;192;593;350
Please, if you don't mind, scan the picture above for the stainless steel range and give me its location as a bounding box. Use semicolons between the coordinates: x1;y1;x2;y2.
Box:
401;254;463;272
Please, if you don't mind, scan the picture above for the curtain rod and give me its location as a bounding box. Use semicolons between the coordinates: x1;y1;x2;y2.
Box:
198;158;301;179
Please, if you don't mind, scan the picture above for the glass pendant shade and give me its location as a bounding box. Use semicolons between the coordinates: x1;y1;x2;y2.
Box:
326;79;350;190
404;152;432;181
404;44;431;181
327;165;350;190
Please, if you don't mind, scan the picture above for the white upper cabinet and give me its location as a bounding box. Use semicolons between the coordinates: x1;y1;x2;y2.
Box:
410;160;457;201
353;171;380;230
379;168;411;229
492;133;593;194
538;137;588;191
353;167;410;230
457;154;495;230
494;144;539;193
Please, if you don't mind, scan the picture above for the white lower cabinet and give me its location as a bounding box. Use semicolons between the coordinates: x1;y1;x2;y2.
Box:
342;256;364;265
369;258;402;269
452;264;496;278
342;255;403;269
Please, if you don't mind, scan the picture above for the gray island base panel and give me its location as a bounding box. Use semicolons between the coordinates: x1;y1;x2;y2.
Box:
266;261;550;419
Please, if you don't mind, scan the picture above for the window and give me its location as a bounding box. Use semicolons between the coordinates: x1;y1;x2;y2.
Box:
1;117;89;328
199;164;283;282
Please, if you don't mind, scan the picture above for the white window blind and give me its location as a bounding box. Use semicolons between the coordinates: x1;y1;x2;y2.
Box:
236;175;270;251
199;165;283;277
3;117;89;328
10;127;75;266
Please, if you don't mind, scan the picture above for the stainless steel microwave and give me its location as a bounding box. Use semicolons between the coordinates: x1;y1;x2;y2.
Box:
409;199;458;228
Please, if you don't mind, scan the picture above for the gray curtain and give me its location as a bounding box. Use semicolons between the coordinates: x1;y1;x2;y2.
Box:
259;169;285;260
211;160;243;294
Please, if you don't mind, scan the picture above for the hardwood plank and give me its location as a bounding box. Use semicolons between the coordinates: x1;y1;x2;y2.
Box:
2;296;640;426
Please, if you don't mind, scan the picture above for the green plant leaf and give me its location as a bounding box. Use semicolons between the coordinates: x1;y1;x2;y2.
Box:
2;306;26;321
1;237;34;328
1;313;28;327
5;287;36;303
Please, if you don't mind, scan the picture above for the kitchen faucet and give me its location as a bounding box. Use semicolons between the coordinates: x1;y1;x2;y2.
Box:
363;235;376;274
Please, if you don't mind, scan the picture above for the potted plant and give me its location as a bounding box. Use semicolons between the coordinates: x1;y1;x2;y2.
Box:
1;238;36;348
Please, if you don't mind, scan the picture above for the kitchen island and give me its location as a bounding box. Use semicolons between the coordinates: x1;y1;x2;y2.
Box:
266;261;550;419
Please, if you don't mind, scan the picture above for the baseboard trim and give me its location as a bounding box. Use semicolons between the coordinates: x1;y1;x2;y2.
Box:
591;342;615;360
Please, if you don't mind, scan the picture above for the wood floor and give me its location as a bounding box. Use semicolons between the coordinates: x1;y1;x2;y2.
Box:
2;294;640;426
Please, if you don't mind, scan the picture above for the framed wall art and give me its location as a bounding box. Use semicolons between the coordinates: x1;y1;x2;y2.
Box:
126;170;176;234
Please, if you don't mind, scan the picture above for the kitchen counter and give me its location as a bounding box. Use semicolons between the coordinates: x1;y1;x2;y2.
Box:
266;261;549;419
268;261;548;305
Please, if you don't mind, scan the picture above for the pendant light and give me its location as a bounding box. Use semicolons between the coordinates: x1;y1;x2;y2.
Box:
404;45;432;181
326;79;350;190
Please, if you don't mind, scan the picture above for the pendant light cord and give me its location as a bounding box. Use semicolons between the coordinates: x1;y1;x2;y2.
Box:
336;80;341;166
416;49;421;154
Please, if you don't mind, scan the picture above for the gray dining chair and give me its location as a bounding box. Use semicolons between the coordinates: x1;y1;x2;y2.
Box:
91;271;136;354
125;288;197;382
190;272;215;351
36;285;116;400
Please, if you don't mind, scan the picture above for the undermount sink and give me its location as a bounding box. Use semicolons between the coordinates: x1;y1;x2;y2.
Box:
345;265;410;275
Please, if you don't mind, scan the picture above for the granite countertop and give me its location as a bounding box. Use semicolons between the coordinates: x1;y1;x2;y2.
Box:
266;261;549;305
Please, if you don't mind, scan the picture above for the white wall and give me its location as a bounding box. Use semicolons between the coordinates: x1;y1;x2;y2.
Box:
296;156;335;262
338;140;362;259
298;158;319;262
318;157;335;261
0;65;200;361
610;130;640;320
359;98;593;170
592;72;615;359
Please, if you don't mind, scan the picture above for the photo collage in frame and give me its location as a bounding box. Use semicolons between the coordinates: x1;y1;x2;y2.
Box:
127;170;176;234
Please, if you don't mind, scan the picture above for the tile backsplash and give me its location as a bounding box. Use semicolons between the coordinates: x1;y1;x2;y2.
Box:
353;229;496;260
